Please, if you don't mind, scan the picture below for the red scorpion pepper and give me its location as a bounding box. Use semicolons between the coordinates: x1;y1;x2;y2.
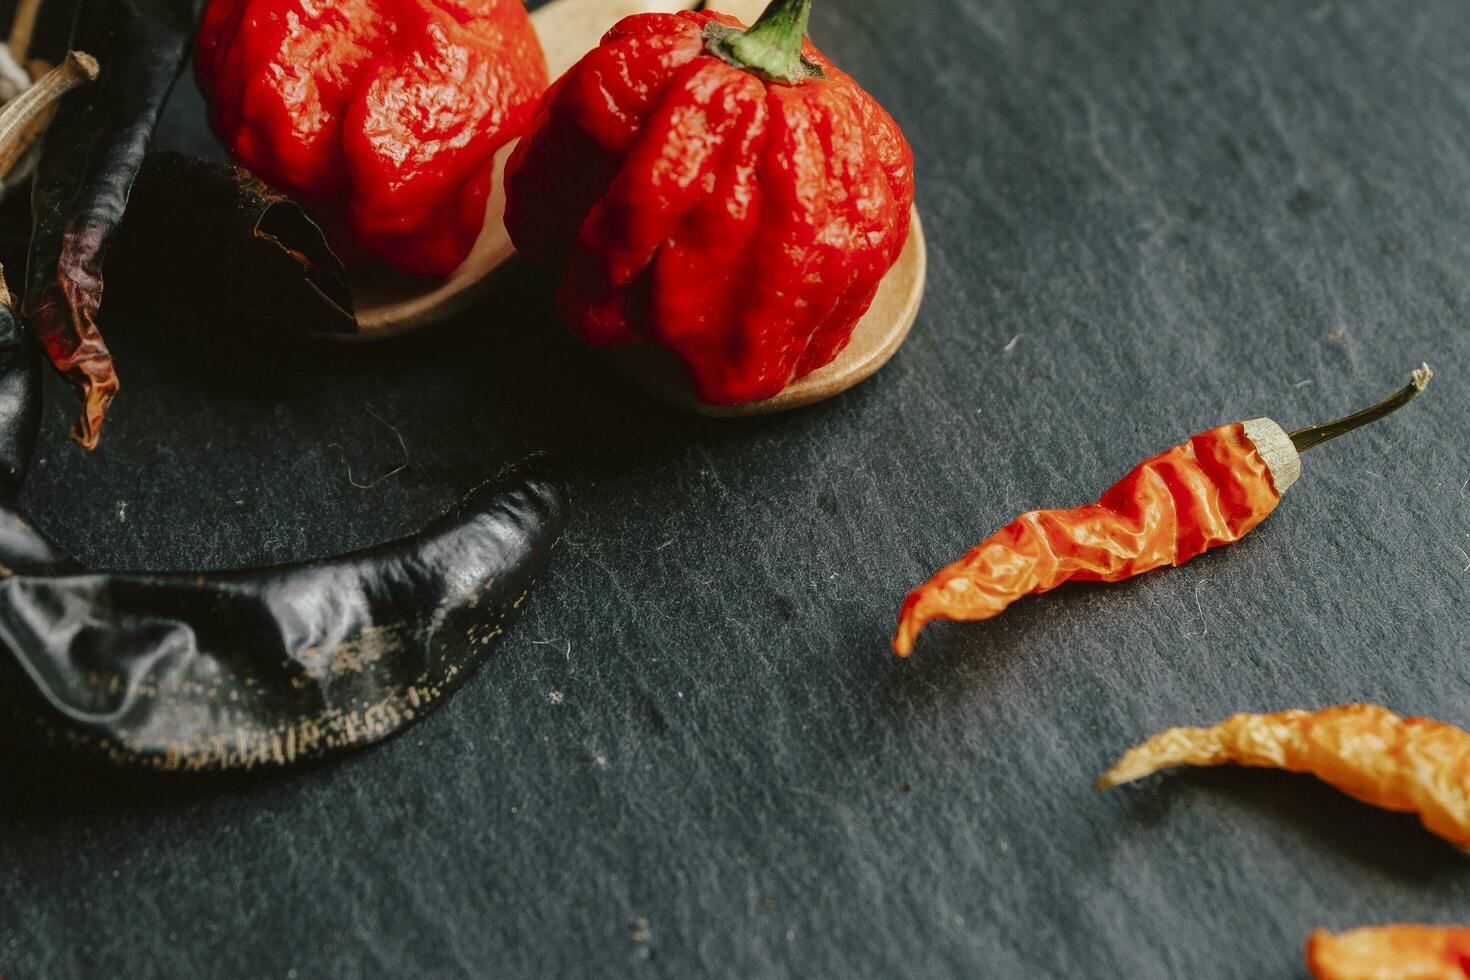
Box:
503;0;915;405
195;0;548;276
894;365;1433;655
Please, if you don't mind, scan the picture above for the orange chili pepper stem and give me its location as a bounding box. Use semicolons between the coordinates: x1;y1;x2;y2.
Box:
890;363;1436;656
1290;363;1434;453
707;0;824;85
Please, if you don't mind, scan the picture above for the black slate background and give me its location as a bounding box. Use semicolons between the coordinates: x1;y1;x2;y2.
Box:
2;0;1469;976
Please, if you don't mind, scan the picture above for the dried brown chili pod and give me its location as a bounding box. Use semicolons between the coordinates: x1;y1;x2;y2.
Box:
111;150;356;335
0;272;572;772
24;0;201;449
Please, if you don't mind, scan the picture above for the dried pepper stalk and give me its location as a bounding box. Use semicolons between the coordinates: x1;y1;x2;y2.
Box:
1308;925;1470;980
893;365;1434;656
0;268;571;771
0;53;94;194
1097;704;1470;849
24;0;201;449
0;0;56;198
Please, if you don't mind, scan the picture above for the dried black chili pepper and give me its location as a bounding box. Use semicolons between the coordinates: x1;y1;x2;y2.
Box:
0;272;571;772
24;0;201;449
112;151;356;336
0;258;77;581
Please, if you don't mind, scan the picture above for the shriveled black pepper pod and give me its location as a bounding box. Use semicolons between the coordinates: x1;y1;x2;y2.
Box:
0;275;571;772
112;151;357;336
25;0;204;449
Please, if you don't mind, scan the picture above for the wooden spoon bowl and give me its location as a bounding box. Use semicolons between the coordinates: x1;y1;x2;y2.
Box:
608;207;926;415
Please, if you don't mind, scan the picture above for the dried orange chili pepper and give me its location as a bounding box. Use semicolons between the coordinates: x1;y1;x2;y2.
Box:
1096;704;1470;849
1307;925;1470;980
892;365;1433;656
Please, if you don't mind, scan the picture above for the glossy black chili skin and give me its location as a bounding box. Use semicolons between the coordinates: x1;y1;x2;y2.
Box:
0;295;570;772
23;0;202;446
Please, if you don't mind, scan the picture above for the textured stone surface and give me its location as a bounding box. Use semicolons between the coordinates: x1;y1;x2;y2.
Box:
2;0;1468;976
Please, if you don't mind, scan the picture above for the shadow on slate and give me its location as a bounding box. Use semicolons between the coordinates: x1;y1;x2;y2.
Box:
0;235;752;794
0;258;571;776
2;0;1470;977
1116;768;1470;884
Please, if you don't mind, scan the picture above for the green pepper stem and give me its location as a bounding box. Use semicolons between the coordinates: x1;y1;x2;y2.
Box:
1289;363;1433;453
708;0;821;85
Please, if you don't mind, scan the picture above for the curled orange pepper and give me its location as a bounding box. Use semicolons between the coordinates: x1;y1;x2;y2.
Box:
1307;925;1470;980
893;365;1433;656
1097;704;1470;849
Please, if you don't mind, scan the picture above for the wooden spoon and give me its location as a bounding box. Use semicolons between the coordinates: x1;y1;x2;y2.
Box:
607;207;925;415
342;0;927;415
340;0;697;342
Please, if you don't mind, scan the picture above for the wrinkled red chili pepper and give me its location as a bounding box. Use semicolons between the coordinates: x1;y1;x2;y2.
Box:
894;366;1434;655
1308;925;1470;980
503;0;915;405
195;0;548;277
